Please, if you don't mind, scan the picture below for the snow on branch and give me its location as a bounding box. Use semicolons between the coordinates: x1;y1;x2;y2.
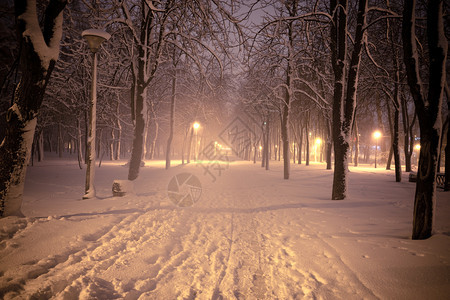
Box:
18;0;65;70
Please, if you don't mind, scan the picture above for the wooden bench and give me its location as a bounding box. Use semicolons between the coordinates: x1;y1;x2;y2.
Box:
409;172;447;190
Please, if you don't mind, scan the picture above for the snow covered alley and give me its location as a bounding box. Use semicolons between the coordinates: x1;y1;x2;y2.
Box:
0;158;449;299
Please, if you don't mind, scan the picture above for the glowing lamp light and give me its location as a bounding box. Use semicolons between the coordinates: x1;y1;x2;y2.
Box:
315;138;322;145
193;122;200;129
373;131;382;139
373;130;382;168
415;144;421;151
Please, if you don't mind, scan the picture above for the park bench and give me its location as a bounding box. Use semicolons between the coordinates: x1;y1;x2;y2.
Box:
409;172;447;190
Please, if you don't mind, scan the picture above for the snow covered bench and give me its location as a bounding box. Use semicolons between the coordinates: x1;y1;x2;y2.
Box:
409;172;447;190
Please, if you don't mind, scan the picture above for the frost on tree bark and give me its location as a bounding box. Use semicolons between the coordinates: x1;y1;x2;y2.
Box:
402;0;447;239
0;0;66;217
331;0;367;200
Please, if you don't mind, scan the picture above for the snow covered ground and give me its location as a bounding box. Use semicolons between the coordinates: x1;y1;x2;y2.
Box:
1;156;449;299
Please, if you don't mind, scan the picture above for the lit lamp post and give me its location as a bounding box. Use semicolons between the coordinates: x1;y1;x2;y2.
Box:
315;138;322;162
82;29;110;199
193;122;200;161
373;130;382;168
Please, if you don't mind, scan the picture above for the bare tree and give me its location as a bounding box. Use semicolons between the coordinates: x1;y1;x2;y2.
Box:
330;0;368;200
402;0;447;239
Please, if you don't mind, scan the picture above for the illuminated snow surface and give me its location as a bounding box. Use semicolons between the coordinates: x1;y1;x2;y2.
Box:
1;156;449;299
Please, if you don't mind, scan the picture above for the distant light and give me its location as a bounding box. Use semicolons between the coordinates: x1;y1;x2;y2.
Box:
373;131;382;139
193;122;200;129
415;144;421;151
315;138;322;145
259;145;262;150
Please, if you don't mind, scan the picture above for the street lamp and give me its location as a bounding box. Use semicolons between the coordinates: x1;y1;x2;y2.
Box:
82;29;110;199
373;130;382;168
193;122;200;160
315;138;322;162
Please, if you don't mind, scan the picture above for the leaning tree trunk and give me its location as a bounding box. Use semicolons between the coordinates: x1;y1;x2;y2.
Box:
403;0;447;239
0;0;66;217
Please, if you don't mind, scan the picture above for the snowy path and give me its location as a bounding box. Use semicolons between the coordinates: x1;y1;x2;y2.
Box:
1;159;449;299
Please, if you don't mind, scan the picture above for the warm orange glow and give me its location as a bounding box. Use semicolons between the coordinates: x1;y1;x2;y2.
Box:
415;144;421;151
315;138;322;145
193;122;200;129
373;131;382;139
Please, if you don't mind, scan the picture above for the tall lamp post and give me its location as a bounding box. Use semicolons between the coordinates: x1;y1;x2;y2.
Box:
193;122;200;161
315;138;322;162
373;130;381;168
82;29;110;199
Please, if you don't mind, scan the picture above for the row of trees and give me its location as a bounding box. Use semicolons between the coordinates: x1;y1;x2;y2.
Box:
0;0;448;240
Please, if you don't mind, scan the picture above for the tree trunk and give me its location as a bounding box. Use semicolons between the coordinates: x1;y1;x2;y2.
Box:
445;116;450;191
305;113;310;166
265;119;269;170
445;85;450;191
389;20;402;182
331;0;366;200
354;118;359;167
401;93;412;172
393;108;401;181
115;93;121;160
330;0;348;199
166;71;176;169
109;128;115;161
187;126;193;164
58;123;63;158
297;127;302;164
0;0;66;217
77;119;83;170
403;0;447;239
281;108;290;179
37;129;44;162
128;83;147;181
